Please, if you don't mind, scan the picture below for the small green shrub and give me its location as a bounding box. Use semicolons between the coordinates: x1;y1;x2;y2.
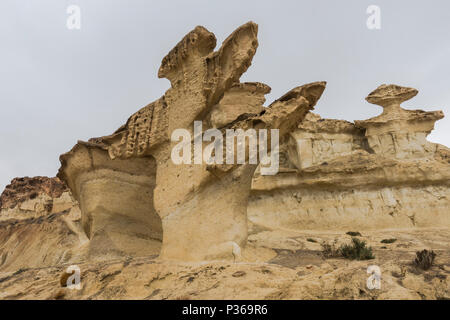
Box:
321;238;375;260
346;231;362;237
320;240;340;258
339;238;375;260
414;250;436;270
381;238;397;244
307;238;317;243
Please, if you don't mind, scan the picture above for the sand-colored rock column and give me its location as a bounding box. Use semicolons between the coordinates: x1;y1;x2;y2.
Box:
58;142;162;260
105;22;326;261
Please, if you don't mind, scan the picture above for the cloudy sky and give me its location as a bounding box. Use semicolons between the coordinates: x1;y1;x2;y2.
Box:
1;0;449;191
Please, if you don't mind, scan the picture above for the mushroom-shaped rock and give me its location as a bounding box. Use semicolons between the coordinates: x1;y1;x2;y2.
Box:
356;84;444;159
366;84;418;111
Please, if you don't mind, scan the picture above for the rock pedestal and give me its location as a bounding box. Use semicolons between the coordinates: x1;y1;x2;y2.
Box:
58;142;162;260
355;84;444;159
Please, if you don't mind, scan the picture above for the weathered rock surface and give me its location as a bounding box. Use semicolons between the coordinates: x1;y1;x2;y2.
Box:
0;177;85;272
356;84;444;160
58;142;162;261
0;177;69;217
285;112;368;170
0;228;448;300
249;85;450;231
0;209;87;273
57;21;326;261
209;82;271;128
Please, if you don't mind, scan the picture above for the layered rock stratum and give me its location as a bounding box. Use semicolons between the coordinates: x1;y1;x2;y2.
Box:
0;23;448;300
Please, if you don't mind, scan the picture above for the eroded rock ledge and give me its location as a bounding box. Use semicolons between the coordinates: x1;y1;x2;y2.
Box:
250;84;450;231
0;177;75;221
0;177;67;210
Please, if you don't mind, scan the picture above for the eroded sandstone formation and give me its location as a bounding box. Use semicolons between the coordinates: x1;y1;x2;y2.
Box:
0;177;85;271
209;82;271;128
0;177;73;220
57;142;161;260
285;112;368;170
356;84;445;159
57;22;326;261
249;84;450;231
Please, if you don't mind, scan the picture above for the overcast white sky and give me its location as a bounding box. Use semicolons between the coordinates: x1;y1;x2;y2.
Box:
1;0;449;192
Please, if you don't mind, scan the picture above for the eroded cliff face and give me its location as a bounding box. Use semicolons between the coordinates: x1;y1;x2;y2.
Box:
285;112;368;170
0;179;449;299
0;177;71;219
249;85;450;232
0;177;86;272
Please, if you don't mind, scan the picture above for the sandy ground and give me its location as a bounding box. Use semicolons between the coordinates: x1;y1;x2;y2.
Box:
0;227;448;300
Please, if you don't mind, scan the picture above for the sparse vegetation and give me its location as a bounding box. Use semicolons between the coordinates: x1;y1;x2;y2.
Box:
381;238;397;244
414;249;436;270
340;238;375;260
307;238;317;243
322;238;375;260
346;231;362;237
320;239;341;258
